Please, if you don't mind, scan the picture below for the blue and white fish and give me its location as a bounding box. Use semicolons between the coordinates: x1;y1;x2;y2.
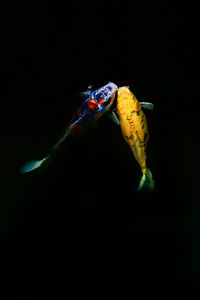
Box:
20;82;119;173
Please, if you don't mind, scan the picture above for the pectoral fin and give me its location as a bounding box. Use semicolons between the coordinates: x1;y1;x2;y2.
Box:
106;111;120;125
80;85;93;99
140;102;154;110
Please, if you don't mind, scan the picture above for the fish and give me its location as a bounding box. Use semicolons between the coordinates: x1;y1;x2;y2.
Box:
20;82;118;173
116;86;155;191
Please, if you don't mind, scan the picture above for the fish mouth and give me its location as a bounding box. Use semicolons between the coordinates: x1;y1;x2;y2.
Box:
118;86;131;94
108;82;118;91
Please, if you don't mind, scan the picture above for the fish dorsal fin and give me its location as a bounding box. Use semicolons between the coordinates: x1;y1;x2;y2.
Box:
80;85;93;99
140;102;154;110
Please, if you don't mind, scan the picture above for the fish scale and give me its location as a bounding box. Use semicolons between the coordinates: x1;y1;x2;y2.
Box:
117;86;154;192
117;88;148;173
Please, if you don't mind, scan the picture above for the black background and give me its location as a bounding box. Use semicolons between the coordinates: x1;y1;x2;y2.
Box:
0;1;200;299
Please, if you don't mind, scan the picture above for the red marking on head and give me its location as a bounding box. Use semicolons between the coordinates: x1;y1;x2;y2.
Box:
98;98;105;104
87;99;98;111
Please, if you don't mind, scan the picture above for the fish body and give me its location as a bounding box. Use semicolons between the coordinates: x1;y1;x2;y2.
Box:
54;82;118;148
21;82;118;173
117;86;154;191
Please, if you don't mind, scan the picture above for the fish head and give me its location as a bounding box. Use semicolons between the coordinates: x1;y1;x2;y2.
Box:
117;86;140;110
92;82;118;112
118;86;131;96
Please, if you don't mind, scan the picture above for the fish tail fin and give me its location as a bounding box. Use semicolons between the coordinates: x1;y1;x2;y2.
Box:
137;168;155;192
20;125;73;174
20;156;50;173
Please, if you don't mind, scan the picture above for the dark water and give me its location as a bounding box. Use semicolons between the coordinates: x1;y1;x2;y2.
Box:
0;2;200;299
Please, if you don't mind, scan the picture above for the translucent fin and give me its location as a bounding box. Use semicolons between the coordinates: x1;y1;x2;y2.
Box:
106;111;120;125
137;168;155;192
20;156;49;173
20;123;73;174
80;85;93;98
140;102;154;110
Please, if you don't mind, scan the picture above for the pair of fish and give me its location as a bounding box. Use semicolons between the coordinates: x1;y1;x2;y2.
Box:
21;82;154;191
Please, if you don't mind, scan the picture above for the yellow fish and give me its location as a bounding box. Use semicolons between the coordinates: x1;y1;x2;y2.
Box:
117;86;154;191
